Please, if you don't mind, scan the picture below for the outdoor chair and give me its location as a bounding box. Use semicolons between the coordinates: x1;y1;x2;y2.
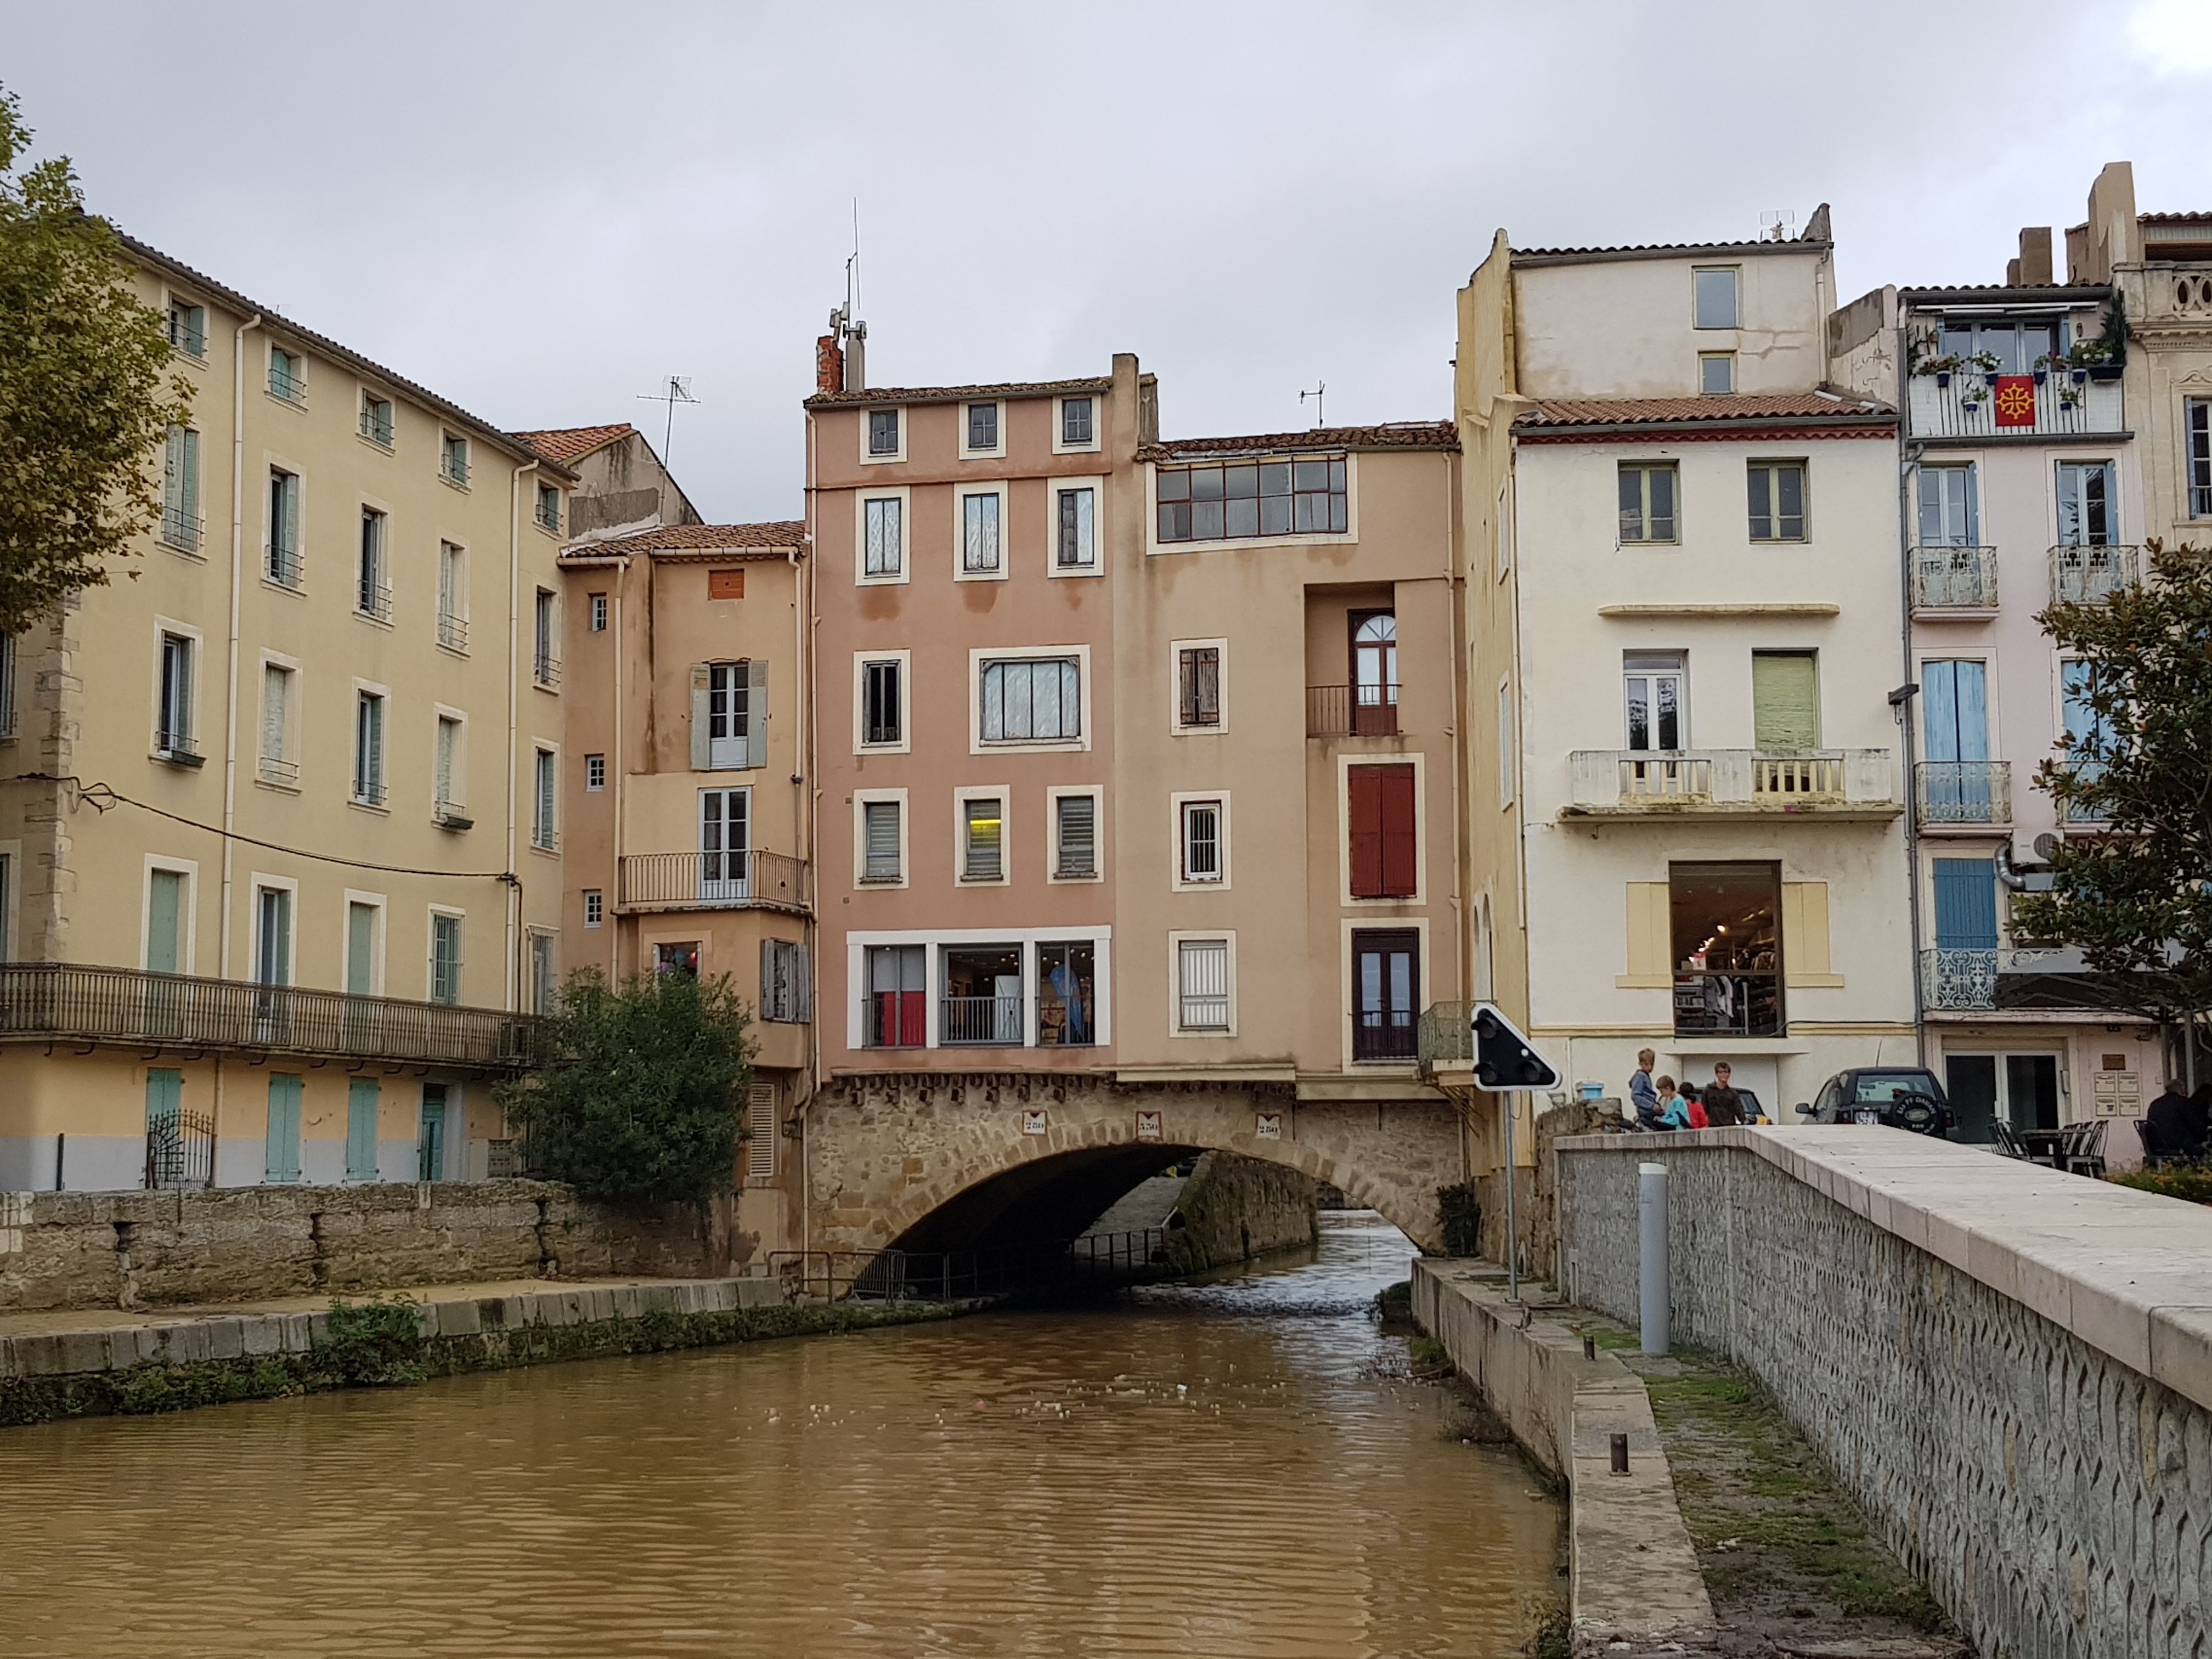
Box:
2060;1119;2107;1178
1991;1121;2033;1161
2134;1118;2176;1169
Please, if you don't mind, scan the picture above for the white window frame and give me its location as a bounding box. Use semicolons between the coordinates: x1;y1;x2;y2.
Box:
854;650;912;754
257;650;303;791
855;487;911;585
1046;785;1104;884
1622;652;1689;753
1497;678;1516;809
953;785;1011;885
264;458;305;592
439;430;472;489
953;482;1009;582
356;496;393;625
1170;636;1229;735
341;889;387;996
351;678;391;810
250;871;301;986
140;854;200;974
1168;930;1236;1038
860;405;907;466
437;539;470;652
969;644;1092;754
1171;792;1230;891
358;385;395;450
585;753;606;792
427;904;466;1005
267;342;308;406
959;400;1005;461
1143;454;1362;556
531;744;559;852
582;889;603;929
162;289;208;364
152;616;204;759
533;481;564;538
1049;476;1105;577
589;592;608;631
1054;393;1102;455
854;787;910;889
432;705;468;811
1698;351;1736;394
1692;265;1741;330
842;926;1113;1054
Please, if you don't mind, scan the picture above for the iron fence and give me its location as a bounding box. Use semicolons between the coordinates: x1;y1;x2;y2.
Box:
2051;543;2141;605
1916;760;2012;825
769;1229;1169;1303
1910;545;2000;610
145;1105;215;1190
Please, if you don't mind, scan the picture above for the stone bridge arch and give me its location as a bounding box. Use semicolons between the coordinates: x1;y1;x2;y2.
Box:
805;1073;1465;1257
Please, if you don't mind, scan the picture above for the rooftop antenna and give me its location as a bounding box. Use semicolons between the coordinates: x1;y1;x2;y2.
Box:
1759;209;1796;243
635;375;698;522
827;200;868;393
1300;381;1327;427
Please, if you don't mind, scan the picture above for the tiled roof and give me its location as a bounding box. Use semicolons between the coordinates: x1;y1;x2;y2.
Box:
512;424;636;465
1141;421;1458;460
1514;392;1893;428
1896;285;2108;304
562;522;807;558
1512;236;1830;267
116;232;571;477
805;376;1113;409
2140;212;2212;225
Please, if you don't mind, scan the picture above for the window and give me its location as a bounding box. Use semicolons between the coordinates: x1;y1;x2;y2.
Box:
267;469;301;586
435;715;462;811
430;913;463;1005
1699;352;1736;394
354;691;386;805
583;889;603;928
656;942;701;978
259;663;296;786
441;432;470;485
167;300;206;358
1351;611;1398;735
1917;464;1978;547
437;542;467;650
761;940;812;1024
1497;681;1515;806
1624;653;1685;751
1180;799;1223;884
1752;651;1820;751
2189;399;2212;518
1938;315;2059;375
698;661;756;769
1156;456;1347;543
861;658;902;746
861;799;903;882
980;656;1081;743
2061;659;2113;820
533;750;557;849
1352;929;1420;1060
2056;460;2117;547
868;408;901;457
531;932;558;1014
1178;646;1221;728
1036;941;1096;1047
1670;863;1782;1037
967;402;999;452
156;632;195;759
533;590;559;686
586;753;606;792
866;944;925;1047
1056;485;1097;568
961;489;1003;575
1053;793;1097;879
589;593;608;631
1692;266;1739;329
1618;463;1678;544
535;482;561;534
1060;396;1096;448
264;1075;303;1184
862;495;904;577
268;346;305;402
1177;939;1231;1032
161;426;201;551
359;390;393;446
1747;461;1807;542
255;885;292;986
358;509;390;620
962;796;1005;881
1921;658;1993;820
1348;764;1417;899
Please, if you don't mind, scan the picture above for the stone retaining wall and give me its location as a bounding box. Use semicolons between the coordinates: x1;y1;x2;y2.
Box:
1557;1128;2211;1659
1162;1151;1317;1273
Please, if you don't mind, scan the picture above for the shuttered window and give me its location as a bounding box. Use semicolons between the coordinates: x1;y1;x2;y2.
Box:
346;1079;380;1182
264;1074;303;1183
430;913;463;1005
1348;764;1417;898
1177;939;1230;1031
861;800;902;882
1751;652;1820;751
1178;647;1220;727
260;664;291;776
747;1081;779;1182
533;750;557;849
759;939;812;1024
1932;859;1999;950
962;797;1004;880
1055;794;1097;878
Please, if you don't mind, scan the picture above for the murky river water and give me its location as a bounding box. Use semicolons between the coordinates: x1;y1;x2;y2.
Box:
2;1213;1561;1657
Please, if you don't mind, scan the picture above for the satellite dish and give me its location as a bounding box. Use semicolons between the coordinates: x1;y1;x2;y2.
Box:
2033;833;2061;860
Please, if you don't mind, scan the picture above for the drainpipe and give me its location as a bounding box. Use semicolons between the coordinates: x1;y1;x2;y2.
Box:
1897;320;1928;1069
507;459;538;1013
611;564;623;978
799;405;820;1259
1441;449;1467;1004
216;311;262;1180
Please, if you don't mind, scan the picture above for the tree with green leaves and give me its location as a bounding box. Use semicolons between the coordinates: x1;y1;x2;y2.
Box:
0;83;189;636
2012;539;2212;1025
499;968;756;1205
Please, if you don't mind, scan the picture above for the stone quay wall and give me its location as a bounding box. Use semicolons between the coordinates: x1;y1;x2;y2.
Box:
1161;1151;1318;1273
0;1182;754;1312
1557;1127;2212;1659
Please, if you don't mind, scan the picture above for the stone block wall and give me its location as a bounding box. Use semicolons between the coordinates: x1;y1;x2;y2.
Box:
1557;1132;2210;1659
1161;1151;1317;1273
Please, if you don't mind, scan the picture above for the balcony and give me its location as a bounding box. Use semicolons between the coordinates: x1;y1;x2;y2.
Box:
154;729;203;769
257;754;300;788
2142;263;2212;326
1306;684;1400;738
437;612;469;652
533;651;562;690
616;850;811;915
1565;750;1900;821
941;995;1024;1046
1922;947;2084;1012
357;579;393;624
1915;760;2012;827
1416;1001;1475;1080
1907;369;2123;441
159;508;206;555
2050;544;2140;606
0;963;541;1071
1910;545;1999;613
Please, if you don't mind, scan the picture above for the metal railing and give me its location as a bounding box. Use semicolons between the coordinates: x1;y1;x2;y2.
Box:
257;754;299;787
941;994;1024;1045
534;503;561;534
268;367;307;404
146;1106;215;1190
359;408;394;445
1916;760;2012;825
160;507;206;554
1921;947;2076;1011
0;962;541;1070
1306;684;1400;737
2051;543;2140;605
533;651;561;689
265;543;302;589
437;612;469;652
1908;370;2123;439
353;776;388;808
155;728;200;764
617;850;811;912
441;452;470;486
1673;970;1783;1037
1353;1015;1418;1062
1417;1001;1476;1070
357;579;393;623
770;1229;1169;1303
1910;545;1999;610
167;317;206;359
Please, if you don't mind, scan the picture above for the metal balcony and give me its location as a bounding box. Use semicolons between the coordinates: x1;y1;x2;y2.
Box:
1921;947;2080;1011
1417;1001;1476;1075
1910;545;1999;612
0;962;541;1071
1306;684;1400;737
1565;750;1900;819
1915;760;2012;827
1907;370;2123;440
2051;544;2140;606
616;850;811;915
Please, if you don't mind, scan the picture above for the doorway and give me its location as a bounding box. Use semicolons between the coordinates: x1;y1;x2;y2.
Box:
1944;1052;2060;1144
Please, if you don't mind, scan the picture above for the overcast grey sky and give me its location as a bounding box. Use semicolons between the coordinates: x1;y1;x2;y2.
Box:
5;1;2208;522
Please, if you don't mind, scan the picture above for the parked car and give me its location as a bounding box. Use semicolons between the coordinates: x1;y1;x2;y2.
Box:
1795;1067;1953;1137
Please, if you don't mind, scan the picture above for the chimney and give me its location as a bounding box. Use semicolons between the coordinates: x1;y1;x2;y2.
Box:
842;320;866;394
815;331;843;396
2013;227;2054;287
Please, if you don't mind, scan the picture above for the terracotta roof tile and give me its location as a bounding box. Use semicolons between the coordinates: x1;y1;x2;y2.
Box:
805;376;1113;409
1515;392;1893;429
1141;421;1458;460
1511;236;1830;266
2140;212;2212;225
562;522;807;558
512;424;636;465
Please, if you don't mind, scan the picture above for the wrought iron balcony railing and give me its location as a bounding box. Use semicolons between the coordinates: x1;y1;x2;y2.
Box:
160;507;206;554
941;994;1024;1045
437;611;469;652
1915;760;2012;826
616;850;812;913
1910;545;1999;611
1306;684;1401;737
2051;543;2140;605
0;963;541;1071
1922;947;2078;1011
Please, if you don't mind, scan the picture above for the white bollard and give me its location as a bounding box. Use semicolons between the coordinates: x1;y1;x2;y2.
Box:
1638;1161;1669;1356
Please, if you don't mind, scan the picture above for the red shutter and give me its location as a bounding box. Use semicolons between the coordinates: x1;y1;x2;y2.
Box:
1379;765;1417;896
1349;766;1384;898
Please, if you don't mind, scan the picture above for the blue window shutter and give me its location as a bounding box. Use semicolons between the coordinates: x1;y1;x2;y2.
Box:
266;1074;303;1182
346;1079;380;1181
1932;859;1999;950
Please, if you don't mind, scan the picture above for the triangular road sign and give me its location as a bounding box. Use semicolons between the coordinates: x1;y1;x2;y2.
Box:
1470;1001;1562;1093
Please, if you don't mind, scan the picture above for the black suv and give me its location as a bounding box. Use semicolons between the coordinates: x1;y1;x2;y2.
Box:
1795;1067;1953;1137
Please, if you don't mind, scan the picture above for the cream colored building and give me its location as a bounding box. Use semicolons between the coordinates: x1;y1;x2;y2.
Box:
0;236;569;1191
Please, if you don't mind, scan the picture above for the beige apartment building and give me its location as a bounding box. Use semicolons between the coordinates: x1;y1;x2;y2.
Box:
0;236;569;1192
556;515;813;1246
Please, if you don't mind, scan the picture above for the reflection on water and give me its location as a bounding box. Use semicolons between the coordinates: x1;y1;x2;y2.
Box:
0;1212;1560;1658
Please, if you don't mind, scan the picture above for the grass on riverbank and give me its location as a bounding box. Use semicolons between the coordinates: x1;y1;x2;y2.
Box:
2;1296;961;1430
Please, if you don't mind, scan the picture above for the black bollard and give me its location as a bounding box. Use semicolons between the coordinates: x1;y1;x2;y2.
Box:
1609;1432;1629;1475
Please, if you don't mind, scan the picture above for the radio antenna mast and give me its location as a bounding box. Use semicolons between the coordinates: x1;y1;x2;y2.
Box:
635;375;699;521
1300;381;1327;427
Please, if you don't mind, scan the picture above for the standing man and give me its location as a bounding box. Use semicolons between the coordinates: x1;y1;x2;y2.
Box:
1703;1062;1745;1128
1628;1049;1660;1126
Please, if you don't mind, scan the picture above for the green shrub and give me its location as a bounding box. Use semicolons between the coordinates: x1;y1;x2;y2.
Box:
1409;1335;1451;1373
2107;1164;2212;1205
318;1295;427;1385
1437;1182;1483;1256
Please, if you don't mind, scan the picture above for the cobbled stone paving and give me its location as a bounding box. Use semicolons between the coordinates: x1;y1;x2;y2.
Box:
1560;1144;2209;1659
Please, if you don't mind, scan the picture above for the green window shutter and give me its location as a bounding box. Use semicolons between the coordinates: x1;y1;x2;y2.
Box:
146;870;184;974
346;902;376;995
689;664;713;770
266;1074;303;1183
145;1068;183;1131
180;430;199;523
1752;653;1820;751
745;658;769;769
346;1079;380;1181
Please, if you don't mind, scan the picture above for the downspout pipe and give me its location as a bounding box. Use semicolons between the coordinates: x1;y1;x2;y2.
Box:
216;311;262;1186
507;459;538;1013
1898;347;1927;1068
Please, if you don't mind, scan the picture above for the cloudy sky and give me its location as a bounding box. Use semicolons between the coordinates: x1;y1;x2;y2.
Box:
5;1;2209;521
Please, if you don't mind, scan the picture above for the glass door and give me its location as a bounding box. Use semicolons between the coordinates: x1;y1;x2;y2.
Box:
698;787;751;902
708;664;749;769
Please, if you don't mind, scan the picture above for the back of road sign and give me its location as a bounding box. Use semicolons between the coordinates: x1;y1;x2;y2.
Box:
1470;1002;1562;1093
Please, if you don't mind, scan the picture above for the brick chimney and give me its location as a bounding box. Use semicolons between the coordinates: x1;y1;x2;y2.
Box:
816;331;843;396
2008;227;2055;287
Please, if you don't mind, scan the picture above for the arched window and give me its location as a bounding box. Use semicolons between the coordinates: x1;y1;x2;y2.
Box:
1351;611;1397;733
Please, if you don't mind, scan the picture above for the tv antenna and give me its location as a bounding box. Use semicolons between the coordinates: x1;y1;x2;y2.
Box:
1300;381;1327;427
1759;209;1796;242
636;375;699;472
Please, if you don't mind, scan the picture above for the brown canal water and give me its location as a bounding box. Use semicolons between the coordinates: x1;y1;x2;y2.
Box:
1;1212;1562;1657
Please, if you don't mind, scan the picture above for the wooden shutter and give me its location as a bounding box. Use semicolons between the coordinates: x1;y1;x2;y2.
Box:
1932;859;1998;949
261;666;286;764
1619;882;1673;988
1348;766;1384;898
747;1082;778;1182
1378;765;1417;896
266;1074;302;1183
759;939;780;1022
347;1079;380;1181
689;665;712;770
1781;882;1843;986
744;658;770;769
792;945;812;1023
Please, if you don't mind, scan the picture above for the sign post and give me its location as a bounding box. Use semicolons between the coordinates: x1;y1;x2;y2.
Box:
1467;1002;1562;1305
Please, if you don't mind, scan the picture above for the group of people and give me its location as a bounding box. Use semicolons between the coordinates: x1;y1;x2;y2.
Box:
2144;1078;2212;1161
1626;1049;1763;1131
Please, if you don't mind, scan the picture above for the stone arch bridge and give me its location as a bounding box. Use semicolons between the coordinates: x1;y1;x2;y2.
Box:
803;1073;1466;1257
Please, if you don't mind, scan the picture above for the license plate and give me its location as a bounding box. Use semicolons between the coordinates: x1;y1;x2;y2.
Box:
1852;1108;1881;1126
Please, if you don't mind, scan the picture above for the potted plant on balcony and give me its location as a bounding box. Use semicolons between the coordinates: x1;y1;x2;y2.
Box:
1913;352;1964;387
